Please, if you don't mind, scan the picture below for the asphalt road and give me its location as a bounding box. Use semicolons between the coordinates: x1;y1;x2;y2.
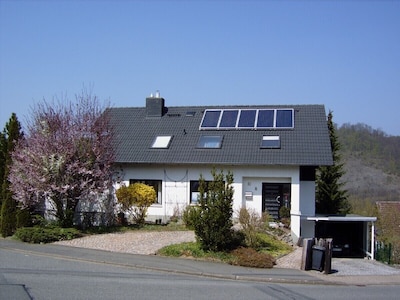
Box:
1;239;400;300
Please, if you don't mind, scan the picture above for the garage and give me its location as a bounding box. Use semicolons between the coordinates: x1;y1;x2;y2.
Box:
307;215;377;259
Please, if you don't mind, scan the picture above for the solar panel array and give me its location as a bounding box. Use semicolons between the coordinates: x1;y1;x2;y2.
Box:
200;108;294;130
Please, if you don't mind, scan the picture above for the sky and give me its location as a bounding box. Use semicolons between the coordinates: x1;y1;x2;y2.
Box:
1;0;399;136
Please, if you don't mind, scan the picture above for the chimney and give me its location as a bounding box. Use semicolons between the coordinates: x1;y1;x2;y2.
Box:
146;91;165;118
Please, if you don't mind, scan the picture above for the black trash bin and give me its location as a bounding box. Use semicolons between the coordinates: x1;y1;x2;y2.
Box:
311;245;325;271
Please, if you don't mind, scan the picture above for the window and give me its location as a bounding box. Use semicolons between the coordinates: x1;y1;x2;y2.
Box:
129;179;162;204
197;135;223;148
261;135;280;148
190;180;211;204
151;136;172;148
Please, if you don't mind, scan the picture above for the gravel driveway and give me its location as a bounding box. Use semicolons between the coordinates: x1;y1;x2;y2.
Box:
54;231;196;255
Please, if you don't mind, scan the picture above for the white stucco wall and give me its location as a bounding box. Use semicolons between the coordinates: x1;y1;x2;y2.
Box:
116;164;315;241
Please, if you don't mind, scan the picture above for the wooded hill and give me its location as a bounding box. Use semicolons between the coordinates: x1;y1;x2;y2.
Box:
337;123;400;203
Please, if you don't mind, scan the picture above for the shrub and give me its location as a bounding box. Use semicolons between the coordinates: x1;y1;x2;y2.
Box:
116;183;156;226
14;226;81;243
1;195;17;237
238;207;262;248
182;205;200;230
279;206;290;218
16;208;33;228
238;207;275;248
192;169;235;251
230;247;275;268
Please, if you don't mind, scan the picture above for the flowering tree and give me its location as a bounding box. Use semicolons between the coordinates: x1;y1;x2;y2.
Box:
8;90;115;227
116;183;156;226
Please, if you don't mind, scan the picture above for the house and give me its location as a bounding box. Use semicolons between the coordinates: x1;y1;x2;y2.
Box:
109;94;334;243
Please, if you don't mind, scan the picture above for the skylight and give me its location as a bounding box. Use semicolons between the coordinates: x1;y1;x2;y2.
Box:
200;108;294;130
197;135;223;148
261;135;280;149
151;136;173;148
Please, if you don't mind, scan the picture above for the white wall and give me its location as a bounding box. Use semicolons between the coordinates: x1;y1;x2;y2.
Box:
117;164;313;241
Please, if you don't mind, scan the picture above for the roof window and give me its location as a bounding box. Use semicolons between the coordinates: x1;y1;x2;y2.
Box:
197;135;223;149
261;135;280;149
152;136;173;148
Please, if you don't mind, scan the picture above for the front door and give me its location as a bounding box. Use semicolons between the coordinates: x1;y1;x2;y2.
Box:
262;183;290;220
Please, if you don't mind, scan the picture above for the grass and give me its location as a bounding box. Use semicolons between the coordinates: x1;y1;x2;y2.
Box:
157;242;235;263
254;232;293;257
157;231;294;268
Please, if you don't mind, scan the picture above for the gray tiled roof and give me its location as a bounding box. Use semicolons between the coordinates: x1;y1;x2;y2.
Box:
109;101;333;166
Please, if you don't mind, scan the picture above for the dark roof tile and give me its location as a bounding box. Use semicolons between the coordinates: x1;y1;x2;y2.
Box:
109;103;333;166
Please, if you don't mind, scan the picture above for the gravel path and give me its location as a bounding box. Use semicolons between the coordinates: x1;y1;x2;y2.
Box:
54;231;196;255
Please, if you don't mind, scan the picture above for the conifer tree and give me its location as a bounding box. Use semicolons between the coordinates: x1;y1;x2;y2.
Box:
1;113;23;237
316;111;351;214
192;169;235;251
0;131;6;208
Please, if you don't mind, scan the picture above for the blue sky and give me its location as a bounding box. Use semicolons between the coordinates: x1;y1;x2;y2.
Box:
1;0;399;136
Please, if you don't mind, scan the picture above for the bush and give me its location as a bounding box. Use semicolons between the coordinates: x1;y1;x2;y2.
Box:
116;183;156;226
238;207;262;248
192;170;235;251
16;208;33;228
279;206;290;218
1;195;17;237
14;226;82;243
230;247;275;268
182;205;199;230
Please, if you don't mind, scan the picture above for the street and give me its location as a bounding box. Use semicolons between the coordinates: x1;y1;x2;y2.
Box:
1;240;400;300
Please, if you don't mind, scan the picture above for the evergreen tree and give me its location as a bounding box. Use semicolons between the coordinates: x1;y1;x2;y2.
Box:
316;111;351;215
192;169;235;251
1;113;23;237
0;131;6;208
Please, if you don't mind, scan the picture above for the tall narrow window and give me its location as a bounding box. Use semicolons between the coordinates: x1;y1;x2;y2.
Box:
190;180;211;204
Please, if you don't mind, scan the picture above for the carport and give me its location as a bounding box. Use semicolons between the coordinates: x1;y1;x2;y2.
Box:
307;215;377;259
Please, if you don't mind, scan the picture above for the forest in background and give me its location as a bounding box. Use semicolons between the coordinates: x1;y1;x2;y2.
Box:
337;123;400;216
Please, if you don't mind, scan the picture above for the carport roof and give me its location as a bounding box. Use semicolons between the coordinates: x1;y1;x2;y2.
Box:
307;214;377;222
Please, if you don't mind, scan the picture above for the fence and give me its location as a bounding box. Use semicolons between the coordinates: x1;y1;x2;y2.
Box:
375;241;393;264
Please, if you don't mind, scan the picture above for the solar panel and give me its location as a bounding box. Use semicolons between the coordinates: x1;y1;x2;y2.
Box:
200;108;294;130
238;110;256;128
276;109;293;128
219;110;239;128
257;109;274;128
201;110;221;128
